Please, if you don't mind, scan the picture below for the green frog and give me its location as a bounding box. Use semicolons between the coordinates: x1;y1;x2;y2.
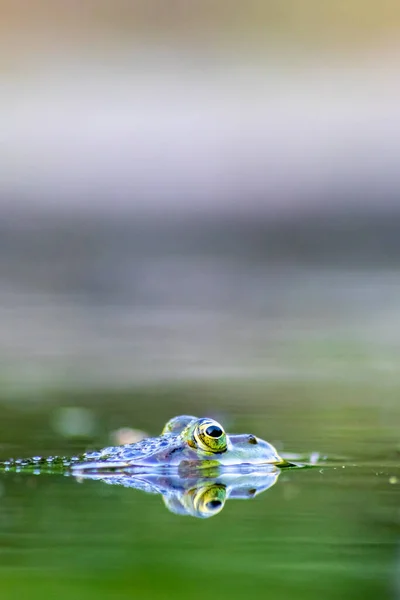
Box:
0;415;288;475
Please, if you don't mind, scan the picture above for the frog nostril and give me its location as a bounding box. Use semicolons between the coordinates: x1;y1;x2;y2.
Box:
248;435;258;445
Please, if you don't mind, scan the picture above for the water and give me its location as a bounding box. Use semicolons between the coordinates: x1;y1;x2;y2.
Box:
0;383;398;599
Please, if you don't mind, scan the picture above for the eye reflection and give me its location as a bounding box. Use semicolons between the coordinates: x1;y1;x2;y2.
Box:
207;499;222;510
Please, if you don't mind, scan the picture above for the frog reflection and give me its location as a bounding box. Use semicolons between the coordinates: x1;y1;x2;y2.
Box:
75;467;281;518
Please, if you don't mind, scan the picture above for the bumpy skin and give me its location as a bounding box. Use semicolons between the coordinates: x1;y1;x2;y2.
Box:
0;415;285;475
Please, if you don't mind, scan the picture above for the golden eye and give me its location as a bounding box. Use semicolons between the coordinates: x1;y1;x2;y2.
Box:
194;419;227;453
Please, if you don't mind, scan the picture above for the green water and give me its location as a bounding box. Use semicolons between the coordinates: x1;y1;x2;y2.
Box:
0;381;399;600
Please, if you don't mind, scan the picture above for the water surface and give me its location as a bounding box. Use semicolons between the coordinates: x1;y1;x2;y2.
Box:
0;383;398;599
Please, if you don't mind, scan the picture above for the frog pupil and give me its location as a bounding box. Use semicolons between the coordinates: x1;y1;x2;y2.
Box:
205;425;223;438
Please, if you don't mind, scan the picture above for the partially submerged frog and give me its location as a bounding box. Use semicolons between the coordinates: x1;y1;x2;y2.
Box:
0;415;287;475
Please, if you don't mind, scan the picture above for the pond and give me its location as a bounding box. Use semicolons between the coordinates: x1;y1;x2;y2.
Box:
0;382;398;600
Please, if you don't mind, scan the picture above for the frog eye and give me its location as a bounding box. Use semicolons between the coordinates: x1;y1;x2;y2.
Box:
194;419;227;453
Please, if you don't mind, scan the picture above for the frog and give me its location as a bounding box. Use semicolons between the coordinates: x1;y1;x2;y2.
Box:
0;415;288;475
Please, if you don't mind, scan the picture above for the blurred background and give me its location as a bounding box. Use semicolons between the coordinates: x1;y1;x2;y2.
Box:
1;2;400;599
2;0;400;391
